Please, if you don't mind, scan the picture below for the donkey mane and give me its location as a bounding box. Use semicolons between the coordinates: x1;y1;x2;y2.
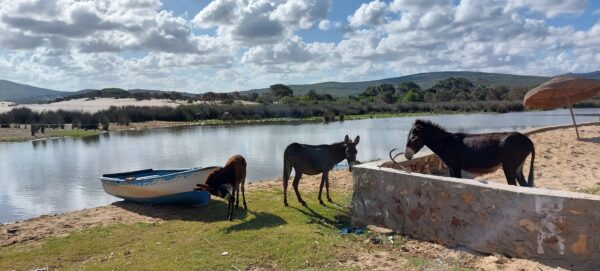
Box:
415;119;448;134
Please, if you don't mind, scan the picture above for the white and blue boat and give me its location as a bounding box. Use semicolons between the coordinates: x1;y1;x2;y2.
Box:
100;167;218;206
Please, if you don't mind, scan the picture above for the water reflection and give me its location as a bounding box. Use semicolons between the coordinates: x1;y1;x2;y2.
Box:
1;108;599;223
81;134;101;145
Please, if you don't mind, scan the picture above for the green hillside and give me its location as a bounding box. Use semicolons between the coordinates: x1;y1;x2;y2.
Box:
0;80;68;103
245;71;551;97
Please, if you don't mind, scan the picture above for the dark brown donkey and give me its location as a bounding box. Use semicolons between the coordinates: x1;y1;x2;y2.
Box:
283;135;360;206
195;155;247;221
397;119;535;187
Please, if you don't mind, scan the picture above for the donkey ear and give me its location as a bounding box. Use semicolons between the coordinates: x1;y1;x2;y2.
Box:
344;134;350;143
354;135;360;144
194;184;210;191
414;119;425;129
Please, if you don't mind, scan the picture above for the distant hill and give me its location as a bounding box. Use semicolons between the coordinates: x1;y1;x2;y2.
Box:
0;80;68;103
244;71;551;97
0;71;558;104
567;71;600;80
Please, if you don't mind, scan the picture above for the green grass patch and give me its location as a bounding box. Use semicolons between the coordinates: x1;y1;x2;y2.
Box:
48;129;101;138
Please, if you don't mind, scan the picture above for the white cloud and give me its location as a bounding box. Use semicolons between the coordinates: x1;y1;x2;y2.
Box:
192;0;239;28
270;0;331;29
593;8;600;15
241;36;335;65
191;0;331;44
455;0;504;23
389;0;451;13
505;0;587;18
318;19;330;30
348;0;388;27
0;0;599;93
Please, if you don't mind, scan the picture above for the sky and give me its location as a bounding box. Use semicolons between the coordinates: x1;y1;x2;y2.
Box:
0;0;599;93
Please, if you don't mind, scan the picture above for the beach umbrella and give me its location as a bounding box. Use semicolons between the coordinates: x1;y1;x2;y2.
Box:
523;74;600;139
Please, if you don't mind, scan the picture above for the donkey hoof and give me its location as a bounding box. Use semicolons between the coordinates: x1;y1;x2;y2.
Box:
327;198;333;203
319;200;326;206
300;201;307;206
284;202;289;207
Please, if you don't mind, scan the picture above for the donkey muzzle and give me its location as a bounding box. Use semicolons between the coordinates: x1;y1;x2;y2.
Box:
404;147;414;160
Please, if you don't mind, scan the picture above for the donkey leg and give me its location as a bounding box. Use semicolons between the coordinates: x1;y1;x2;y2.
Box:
228;196;235;221
283;173;290;206
318;173;326;206
236;182;240;208
514;161;529;187
515;173;528;187
292;174;306;206
324;171;333;203
449;167;462;178
502;164;517;186
241;182;247;210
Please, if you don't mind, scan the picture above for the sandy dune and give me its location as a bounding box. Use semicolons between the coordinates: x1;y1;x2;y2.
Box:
0;98;181;113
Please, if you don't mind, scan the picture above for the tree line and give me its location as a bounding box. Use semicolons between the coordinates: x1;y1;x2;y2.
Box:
3;77;598;129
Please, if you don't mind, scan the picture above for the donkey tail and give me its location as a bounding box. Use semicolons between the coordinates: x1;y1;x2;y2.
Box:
282;149;293;206
527;147;535;187
283;154;292;183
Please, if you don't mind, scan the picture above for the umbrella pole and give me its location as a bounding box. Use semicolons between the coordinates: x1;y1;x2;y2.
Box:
567;98;580;139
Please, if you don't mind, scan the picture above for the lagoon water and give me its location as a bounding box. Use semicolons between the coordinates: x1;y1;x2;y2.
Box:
1;108;599;223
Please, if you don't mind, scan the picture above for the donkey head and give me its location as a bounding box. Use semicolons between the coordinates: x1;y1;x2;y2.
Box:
405;120;426;160
344;135;360;171
194;168;234;200
195;183;233;200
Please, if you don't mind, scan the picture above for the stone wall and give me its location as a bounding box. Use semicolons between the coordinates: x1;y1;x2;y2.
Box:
351;159;600;270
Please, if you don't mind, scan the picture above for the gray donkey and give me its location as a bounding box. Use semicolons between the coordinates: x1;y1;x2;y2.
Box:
283;135;360;206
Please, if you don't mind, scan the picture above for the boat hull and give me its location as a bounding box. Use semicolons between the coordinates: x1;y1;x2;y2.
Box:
100;167;218;205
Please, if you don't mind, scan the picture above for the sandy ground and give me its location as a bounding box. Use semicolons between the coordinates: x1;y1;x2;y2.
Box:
0;126;67;142
0;98;180;113
1;170;566;270
0;98;258;114
477;124;600;193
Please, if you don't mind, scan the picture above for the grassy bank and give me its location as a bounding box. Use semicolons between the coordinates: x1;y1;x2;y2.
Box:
0;188;471;270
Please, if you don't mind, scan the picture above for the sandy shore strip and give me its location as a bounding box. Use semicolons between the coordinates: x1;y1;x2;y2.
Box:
477;123;600;193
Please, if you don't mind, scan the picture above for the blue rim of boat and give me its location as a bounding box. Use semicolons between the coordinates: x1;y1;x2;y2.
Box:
100;166;219;185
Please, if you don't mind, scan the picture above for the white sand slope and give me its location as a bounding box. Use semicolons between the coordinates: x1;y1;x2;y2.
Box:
0;98;181;113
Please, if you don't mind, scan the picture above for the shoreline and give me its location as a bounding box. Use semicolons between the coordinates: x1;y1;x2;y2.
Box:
3;122;598;227
0;111;454;143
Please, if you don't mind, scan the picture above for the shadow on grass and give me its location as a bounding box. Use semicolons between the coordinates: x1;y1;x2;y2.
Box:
112;199;248;222
289;205;351;230
223;211;287;233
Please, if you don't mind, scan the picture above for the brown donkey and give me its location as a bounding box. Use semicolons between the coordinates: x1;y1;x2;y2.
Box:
195;155;247;220
283;135;360;206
